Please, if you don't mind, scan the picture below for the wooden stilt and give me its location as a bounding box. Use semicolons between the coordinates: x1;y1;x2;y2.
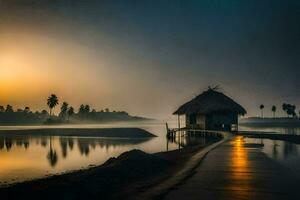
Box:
178;115;181;130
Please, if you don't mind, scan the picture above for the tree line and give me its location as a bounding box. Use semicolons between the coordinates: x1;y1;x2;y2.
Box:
259;103;298;118
0;94;140;124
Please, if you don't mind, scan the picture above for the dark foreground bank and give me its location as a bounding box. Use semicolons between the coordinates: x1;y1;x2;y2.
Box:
0;128;156;138
0;137;220;200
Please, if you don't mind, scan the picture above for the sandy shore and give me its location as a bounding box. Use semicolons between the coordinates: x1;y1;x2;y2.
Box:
0;137;221;200
0;128;156;138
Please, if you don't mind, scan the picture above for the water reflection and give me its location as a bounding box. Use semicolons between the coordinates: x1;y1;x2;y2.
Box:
166;131;221;150
0;135;154;170
0;123;183;185
0;135;155;185
231;137;248;181
47;138;58;167
0;136;152;160
240;126;300;135
244;137;300;178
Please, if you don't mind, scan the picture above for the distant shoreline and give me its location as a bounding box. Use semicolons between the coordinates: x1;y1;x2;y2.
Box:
0;118;154;126
240;117;300;127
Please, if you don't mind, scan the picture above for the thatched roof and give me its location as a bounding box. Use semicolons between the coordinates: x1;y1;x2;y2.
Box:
173;89;246;115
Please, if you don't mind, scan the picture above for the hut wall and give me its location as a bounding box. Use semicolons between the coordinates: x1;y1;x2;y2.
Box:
196;114;206;129
185;114;206;129
185;114;190;127
205;112;238;131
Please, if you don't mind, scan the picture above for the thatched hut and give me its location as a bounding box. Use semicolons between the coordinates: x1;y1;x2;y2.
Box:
173;89;246;131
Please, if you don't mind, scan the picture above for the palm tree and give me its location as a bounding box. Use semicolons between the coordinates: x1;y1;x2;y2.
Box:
5;105;14;113
260;104;265;118
67;107;74;121
24;106;30;114
282;103;288;117
84;105;90;113
78;104;85;118
0;106;4;112
59;102;69;119
47;94;59;116
272;105;277;118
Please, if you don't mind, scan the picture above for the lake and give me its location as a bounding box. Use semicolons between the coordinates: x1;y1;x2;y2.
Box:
1;122;300;186
240;125;300;135
240;125;300;179
0;121;210;185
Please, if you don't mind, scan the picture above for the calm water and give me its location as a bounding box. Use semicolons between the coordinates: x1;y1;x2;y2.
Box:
1;122;300;186
0;121;206;185
240;125;300;135
240;125;300;178
243;137;300;178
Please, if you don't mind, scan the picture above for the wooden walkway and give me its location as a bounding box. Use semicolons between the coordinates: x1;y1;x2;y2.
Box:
164;136;300;200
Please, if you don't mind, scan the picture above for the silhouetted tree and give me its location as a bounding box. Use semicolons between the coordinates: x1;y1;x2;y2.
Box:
78;104;85;116
271;105;277;118
282;103;296;118
5;105;14;113
47;94;59;116
84;105;90;113
282;103;288;117
105;108;109;113
259;104;265;118
24;106;30;114
0;106;4;112
287;105;297;118
41;110;49;116
78;104;90;118
59;102;69;119
67;106;74;121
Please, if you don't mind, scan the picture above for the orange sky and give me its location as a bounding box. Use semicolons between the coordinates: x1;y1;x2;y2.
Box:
0;28;171;117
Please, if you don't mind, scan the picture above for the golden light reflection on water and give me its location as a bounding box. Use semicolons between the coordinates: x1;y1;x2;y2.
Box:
230;136;249;190
233;137;247;169
0;136;150;185
0;124;182;185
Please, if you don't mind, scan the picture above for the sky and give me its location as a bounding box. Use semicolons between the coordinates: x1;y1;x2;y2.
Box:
0;0;299;119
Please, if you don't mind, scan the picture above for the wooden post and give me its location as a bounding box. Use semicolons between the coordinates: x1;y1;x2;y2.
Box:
166;122;170;138
178;115;181;130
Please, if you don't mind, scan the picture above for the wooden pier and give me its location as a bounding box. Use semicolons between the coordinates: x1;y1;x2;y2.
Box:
167;124;300;145
166;124;224;140
164;135;300;200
